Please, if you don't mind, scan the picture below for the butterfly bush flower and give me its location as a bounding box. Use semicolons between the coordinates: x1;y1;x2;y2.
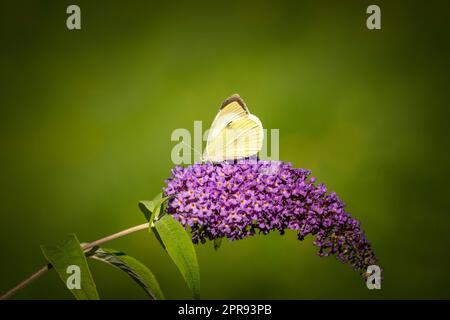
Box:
163;160;378;276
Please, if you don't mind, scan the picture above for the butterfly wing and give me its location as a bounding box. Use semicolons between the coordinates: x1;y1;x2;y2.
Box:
220;114;263;160
206;95;249;143
204;95;263;162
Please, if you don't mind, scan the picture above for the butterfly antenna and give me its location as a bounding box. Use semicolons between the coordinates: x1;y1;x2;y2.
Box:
179;140;203;158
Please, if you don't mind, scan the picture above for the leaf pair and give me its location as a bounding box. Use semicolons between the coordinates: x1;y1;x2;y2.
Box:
139;193;169;227
41;234;164;300
140;193;201;299
41;192;201;300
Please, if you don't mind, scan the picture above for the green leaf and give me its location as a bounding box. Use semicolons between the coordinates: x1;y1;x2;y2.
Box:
154;214;200;299
139;193;161;221
89;247;165;300
214;237;223;251
139;193;166;223
148;196;170;228
41;234;99;300
151;228;166;250
138;201;154;221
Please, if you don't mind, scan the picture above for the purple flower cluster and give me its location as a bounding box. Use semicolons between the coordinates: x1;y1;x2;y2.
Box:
163;160;378;275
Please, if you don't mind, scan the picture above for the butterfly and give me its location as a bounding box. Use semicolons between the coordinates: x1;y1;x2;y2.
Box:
202;94;264;162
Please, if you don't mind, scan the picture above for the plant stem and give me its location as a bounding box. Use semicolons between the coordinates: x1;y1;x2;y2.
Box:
0;222;149;300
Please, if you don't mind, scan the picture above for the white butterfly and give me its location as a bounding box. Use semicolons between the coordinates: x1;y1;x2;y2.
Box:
202;94;263;162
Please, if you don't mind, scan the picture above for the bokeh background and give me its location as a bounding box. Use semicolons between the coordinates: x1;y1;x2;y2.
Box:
1;0;449;299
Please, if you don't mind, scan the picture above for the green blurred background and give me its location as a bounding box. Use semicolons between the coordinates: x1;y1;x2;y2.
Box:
1;0;449;299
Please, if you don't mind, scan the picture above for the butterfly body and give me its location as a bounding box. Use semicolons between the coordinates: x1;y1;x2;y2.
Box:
203;94;264;163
